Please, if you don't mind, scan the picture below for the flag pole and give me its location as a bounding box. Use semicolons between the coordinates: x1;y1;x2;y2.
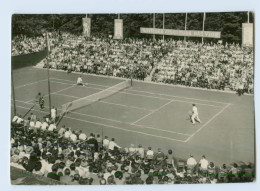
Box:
46;33;52;116
248;11;250;23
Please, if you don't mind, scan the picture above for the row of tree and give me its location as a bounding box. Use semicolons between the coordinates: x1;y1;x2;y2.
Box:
12;12;254;44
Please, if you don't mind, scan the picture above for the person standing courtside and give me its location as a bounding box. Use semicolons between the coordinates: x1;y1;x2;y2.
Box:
51;106;57;123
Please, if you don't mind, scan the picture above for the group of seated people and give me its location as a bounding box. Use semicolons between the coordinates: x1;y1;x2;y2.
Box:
42;33;154;81
12;32;254;93
10;113;255;185
11;112;57;131
11;35;46;56
152;41;254;94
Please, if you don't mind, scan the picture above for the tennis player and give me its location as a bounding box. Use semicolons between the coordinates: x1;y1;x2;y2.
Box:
77;76;87;86
39;96;45;109
191;104;201;125
35;92;44;109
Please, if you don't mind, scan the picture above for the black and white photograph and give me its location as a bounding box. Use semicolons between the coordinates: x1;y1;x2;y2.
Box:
9;11;255;185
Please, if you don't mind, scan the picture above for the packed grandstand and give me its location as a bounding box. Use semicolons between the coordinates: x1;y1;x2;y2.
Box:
11;113;255;185
12;33;254;94
11;31;255;184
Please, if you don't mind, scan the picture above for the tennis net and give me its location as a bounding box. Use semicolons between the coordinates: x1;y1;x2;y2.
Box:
61;80;131;115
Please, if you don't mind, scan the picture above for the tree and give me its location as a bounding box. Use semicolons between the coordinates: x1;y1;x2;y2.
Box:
12;12;254;44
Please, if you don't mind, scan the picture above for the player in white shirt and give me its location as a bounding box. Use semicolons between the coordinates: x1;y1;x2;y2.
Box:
191;104;201;124
77;76;87;86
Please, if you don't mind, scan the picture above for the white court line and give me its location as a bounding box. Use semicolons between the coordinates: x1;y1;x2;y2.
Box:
184;103;231;142
14;104;186;143
127;88;230;105
55;93;154;112
14;99;190;137
51;77;230;105
133;123;191;136
51;80;75;86
132;99;175;125
168;99;224;108
25;84;76;103
51;78;228;108
64;115;186;143
14;79;47;89
51;77;109;88
69;110;129;124
52;80;224;108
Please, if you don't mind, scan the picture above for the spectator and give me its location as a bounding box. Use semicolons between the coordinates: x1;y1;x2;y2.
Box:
187;155;197;176
108;138;121;153
199;155;209;177
10;112;255;185
146;147;154;161
47;163;60;181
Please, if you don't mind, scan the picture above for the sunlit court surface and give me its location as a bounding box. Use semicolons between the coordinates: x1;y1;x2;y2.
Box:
11;67;255;165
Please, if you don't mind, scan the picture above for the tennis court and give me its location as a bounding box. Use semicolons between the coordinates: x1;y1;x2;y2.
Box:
11;67;255;165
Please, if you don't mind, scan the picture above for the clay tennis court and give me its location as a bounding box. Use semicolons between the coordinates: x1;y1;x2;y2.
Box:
11;67;255;165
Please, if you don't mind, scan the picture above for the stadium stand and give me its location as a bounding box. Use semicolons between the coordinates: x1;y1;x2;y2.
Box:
11;33;254;94
10;13;255;185
11;113;255;185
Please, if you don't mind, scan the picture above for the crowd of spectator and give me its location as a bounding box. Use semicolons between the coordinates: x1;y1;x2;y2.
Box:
11;113;255;185
152;40;254;94
11;33;254;94
11;35;46;56
42;33;154;81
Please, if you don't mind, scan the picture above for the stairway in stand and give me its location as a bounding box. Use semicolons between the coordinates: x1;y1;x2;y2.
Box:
35;47;59;68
